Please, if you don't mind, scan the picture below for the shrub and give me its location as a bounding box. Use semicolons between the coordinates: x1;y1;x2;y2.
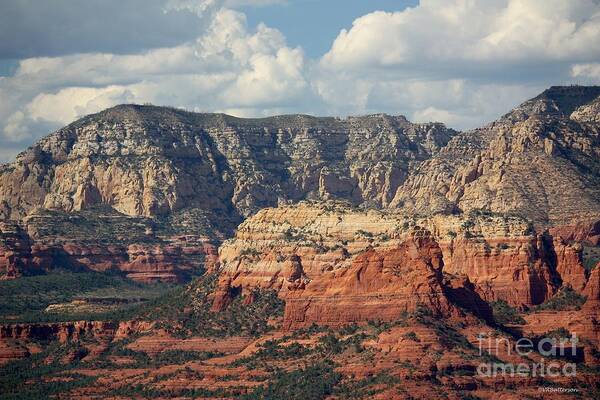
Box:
241;362;341;400
490;300;526;325
402;331;420;342
356;230;373;238
533;286;586;312
582;245;600;272
335;373;400;399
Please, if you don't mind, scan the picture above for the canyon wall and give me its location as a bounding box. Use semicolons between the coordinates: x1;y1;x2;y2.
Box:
0;108;454;223
0;208;219;282
212;203;591;327
391;86;600;226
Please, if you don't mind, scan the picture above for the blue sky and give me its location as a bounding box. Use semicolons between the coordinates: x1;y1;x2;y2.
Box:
1;0;599;162
241;0;417;57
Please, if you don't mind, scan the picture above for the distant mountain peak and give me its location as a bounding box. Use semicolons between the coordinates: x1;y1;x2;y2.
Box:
512;85;600;119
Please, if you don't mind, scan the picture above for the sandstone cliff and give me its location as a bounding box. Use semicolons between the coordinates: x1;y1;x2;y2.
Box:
0;108;454;222
211;202;590;328
0;207;219;282
2;86;599;282
391;86;600;226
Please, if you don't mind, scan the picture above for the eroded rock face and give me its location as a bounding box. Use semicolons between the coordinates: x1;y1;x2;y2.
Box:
0;208;219;282
436;231;587;305
0;321;118;342
0;107;455;222
549;219;600;246
212;203;589;326
0;320;155;364
391;86;600;227
522;266;600;364
583;265;600;311
0;235;218;283
0;222;52;279
282;233;457;329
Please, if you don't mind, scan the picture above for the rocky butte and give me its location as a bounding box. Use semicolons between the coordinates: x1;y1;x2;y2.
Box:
0;86;599;399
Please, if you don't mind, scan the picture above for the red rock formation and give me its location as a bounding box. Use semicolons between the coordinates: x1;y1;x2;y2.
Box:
549;219;600;245
438;235;556;307
442;275;494;323
0;320;154;343
125;332;252;355
550;236;588;292
522;265;600;364
215;204;594;316
0;228;218;282
211;276;235;312
283;234;457;329
0;341;31;365
0;222;53;279
437;228;590;306
582;265;600;311
121;241;213;282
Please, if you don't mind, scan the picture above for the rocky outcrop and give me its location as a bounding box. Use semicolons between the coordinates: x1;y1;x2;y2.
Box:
0;208;219;282
282;233;457;329
212;203;589;326
437;229;587;305
391;86;600;227
0;222;52;279
0;320;155;364
549;219;600;246
0;341;32;365
583;265;600;311
522;266;600;364
0;107;455;223
0;320;153;343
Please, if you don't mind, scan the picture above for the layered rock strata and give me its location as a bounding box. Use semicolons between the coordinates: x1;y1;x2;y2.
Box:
0;208;218;282
212;203;590;327
391;86;600;226
0;107;454;222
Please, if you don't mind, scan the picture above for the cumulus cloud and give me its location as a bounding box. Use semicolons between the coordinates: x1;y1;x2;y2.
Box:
314;0;600;126
1;0;600;162
571;63;600;81
322;0;600;71
0;0;285;60
0;7;314;145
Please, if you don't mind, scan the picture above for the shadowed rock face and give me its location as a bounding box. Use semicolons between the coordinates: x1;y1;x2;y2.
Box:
0;208;219;282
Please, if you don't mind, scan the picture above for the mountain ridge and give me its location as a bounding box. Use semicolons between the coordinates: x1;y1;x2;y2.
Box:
0;102;457;222
391;85;600;225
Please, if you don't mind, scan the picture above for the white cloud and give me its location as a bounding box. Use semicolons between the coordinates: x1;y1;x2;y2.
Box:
313;0;600;128
26;86;135;125
0;7;311;145
1;0;600;162
322;0;600;70
3;111;29;143
571;63;600;81
221;47;307;106
165;0;285;16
